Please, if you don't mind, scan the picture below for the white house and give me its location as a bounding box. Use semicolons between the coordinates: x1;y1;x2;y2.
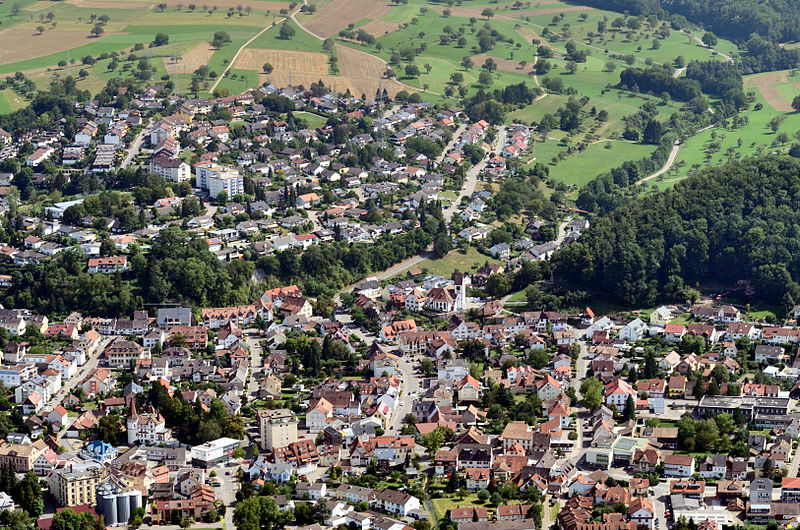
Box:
619;318;647;342
663;454;695;477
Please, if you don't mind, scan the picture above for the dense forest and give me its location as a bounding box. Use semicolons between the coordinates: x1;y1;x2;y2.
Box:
552;156;800;307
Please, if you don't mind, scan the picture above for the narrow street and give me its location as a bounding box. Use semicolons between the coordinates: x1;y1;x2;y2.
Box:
120;121;151;169
443;126;505;223
434;123;467;166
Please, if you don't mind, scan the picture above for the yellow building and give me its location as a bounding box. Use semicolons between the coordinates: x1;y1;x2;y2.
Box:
48;461;106;507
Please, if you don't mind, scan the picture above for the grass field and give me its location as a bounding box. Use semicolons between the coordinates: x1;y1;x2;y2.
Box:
293;111;328;128
414;246;501;278
646;71;800;190
535;139;657;187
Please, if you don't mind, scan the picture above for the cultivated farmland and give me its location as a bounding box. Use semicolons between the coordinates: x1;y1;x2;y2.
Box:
303;0;394;39
234;48;329;76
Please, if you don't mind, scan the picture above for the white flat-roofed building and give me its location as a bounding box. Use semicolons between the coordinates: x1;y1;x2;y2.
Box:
190;437;241;468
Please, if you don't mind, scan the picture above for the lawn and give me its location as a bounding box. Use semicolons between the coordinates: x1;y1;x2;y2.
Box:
414;245;500;278
293;111;329;129
430;493;487;518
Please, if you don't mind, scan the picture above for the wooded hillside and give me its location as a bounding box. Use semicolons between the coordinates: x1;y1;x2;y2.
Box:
552;156;800;307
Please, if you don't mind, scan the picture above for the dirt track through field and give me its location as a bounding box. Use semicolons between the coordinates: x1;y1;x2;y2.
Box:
304;0;393;39
744;71;793;111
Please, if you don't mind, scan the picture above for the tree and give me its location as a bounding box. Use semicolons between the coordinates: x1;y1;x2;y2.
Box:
213;30;231;47
216;190;228;205
278;22;295;40
580;377;603;410
461;56;473;70
485;274;510;297
701;32;718;47
528;504;543;529
450;72;464;84
90;24;104;37
233;496;289;530
792;94;800;113
481;8;493;19
97;415;122;445
153;32;169;46
477;489;490;502
566;61;578;74
36;25;45;34
482;58;497;72
623;394;635;421
405;64;420;77
478;70;493;87
263;62;273;74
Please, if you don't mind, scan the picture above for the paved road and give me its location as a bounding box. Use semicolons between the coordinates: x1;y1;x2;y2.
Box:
121;121;151;169
434;123;467;166
570;341;589;460
387;354;421;434
636;142;681;185
244;330;263;399
443;125;505;222
51;336;116;440
637;125;713;185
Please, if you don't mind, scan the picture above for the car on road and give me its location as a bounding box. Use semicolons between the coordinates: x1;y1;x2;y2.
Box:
400;401;404;406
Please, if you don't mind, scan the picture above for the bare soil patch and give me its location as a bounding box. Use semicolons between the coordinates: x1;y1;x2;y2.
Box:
235;48;329;74
472;53;535;75
360;19;400;37
0;28;99;65
163;42;216;74
304;0;393;39
744;71;793;111
160;0;291;9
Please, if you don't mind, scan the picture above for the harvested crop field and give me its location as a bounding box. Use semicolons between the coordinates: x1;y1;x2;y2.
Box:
0;28;98;65
159;0;291;9
164;42;216;74
234;48;329;75
513;6;595;16
245;44;407;97
744;71;793;111
304;0;393;39
360;19;400;38
66;0;150;7
472;53;535;75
